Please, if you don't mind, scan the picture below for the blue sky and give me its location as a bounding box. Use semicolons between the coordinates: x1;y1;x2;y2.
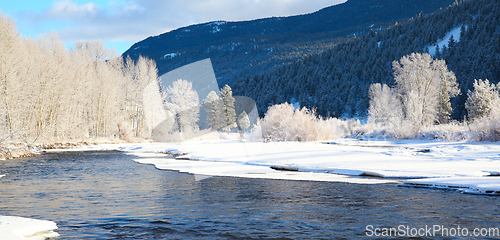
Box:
1;0;346;54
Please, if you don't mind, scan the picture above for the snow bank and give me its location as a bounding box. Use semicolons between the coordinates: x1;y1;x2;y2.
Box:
404;177;500;195
123;140;500;178
0;216;59;240
120;139;500;190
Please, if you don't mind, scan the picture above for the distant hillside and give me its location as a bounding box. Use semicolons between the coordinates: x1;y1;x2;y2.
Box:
123;0;455;87
232;0;500;119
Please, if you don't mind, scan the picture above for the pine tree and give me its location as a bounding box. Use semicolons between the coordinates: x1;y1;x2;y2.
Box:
438;79;453;123
220;84;237;132
204;91;223;130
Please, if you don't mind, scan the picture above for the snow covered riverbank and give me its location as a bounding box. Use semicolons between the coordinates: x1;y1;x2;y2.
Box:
0;216;59;240
99;139;500;195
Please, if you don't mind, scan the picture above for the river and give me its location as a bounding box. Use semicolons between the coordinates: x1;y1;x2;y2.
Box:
0;151;499;239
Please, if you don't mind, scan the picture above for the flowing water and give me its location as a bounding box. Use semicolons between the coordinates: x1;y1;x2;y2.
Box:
0;151;499;239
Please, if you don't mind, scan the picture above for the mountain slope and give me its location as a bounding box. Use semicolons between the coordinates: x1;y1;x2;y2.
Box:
232;0;500;118
123;0;455;87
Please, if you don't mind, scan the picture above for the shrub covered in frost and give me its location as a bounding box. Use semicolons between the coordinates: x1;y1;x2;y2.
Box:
465;79;500;141
465;79;500;120
259;103;354;142
468;109;500;141
260;103;316;141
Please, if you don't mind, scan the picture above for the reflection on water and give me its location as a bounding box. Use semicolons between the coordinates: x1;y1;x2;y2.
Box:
0;151;499;239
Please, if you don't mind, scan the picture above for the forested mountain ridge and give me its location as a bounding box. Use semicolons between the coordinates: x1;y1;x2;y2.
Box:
123;0;455;87
232;0;500;119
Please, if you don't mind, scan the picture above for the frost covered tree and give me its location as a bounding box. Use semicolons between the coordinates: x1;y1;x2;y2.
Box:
465;79;500;120
0;11;159;143
368;83;403;128
392;53;459;127
220;84;237;132
164;79;200;133
466;79;500;141
203;91;223;130
237;111;250;133
142;71;168;139
0;13;24;140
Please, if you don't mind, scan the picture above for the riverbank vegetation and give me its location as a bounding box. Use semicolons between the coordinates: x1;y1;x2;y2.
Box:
1;0;499;161
254;52;499;142
0;13;158;152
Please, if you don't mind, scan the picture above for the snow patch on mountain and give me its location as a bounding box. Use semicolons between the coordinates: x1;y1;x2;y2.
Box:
428;26;465;57
133;45;148;50
161;52;182;59
208;21;227;33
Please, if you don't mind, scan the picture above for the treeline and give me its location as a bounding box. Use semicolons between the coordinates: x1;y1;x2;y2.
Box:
232;0;500;119
255;52;499;142
0;13;157;144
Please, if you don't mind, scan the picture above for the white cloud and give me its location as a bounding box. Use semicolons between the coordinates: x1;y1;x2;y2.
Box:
47;0;99;19
21;0;346;52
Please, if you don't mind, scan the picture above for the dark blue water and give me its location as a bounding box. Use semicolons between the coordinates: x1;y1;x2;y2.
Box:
1;151;499;239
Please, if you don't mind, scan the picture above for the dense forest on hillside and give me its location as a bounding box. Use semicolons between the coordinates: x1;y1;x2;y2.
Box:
232;0;500;119
124;0;455;87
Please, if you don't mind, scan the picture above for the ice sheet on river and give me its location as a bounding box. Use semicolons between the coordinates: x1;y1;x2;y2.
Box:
131;153;397;184
404;177;500;195
0;216;59;240
119;139;500;189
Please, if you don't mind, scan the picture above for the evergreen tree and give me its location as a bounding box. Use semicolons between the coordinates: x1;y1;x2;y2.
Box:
438;79;453;123
220;84;237;132
204;91;223;130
